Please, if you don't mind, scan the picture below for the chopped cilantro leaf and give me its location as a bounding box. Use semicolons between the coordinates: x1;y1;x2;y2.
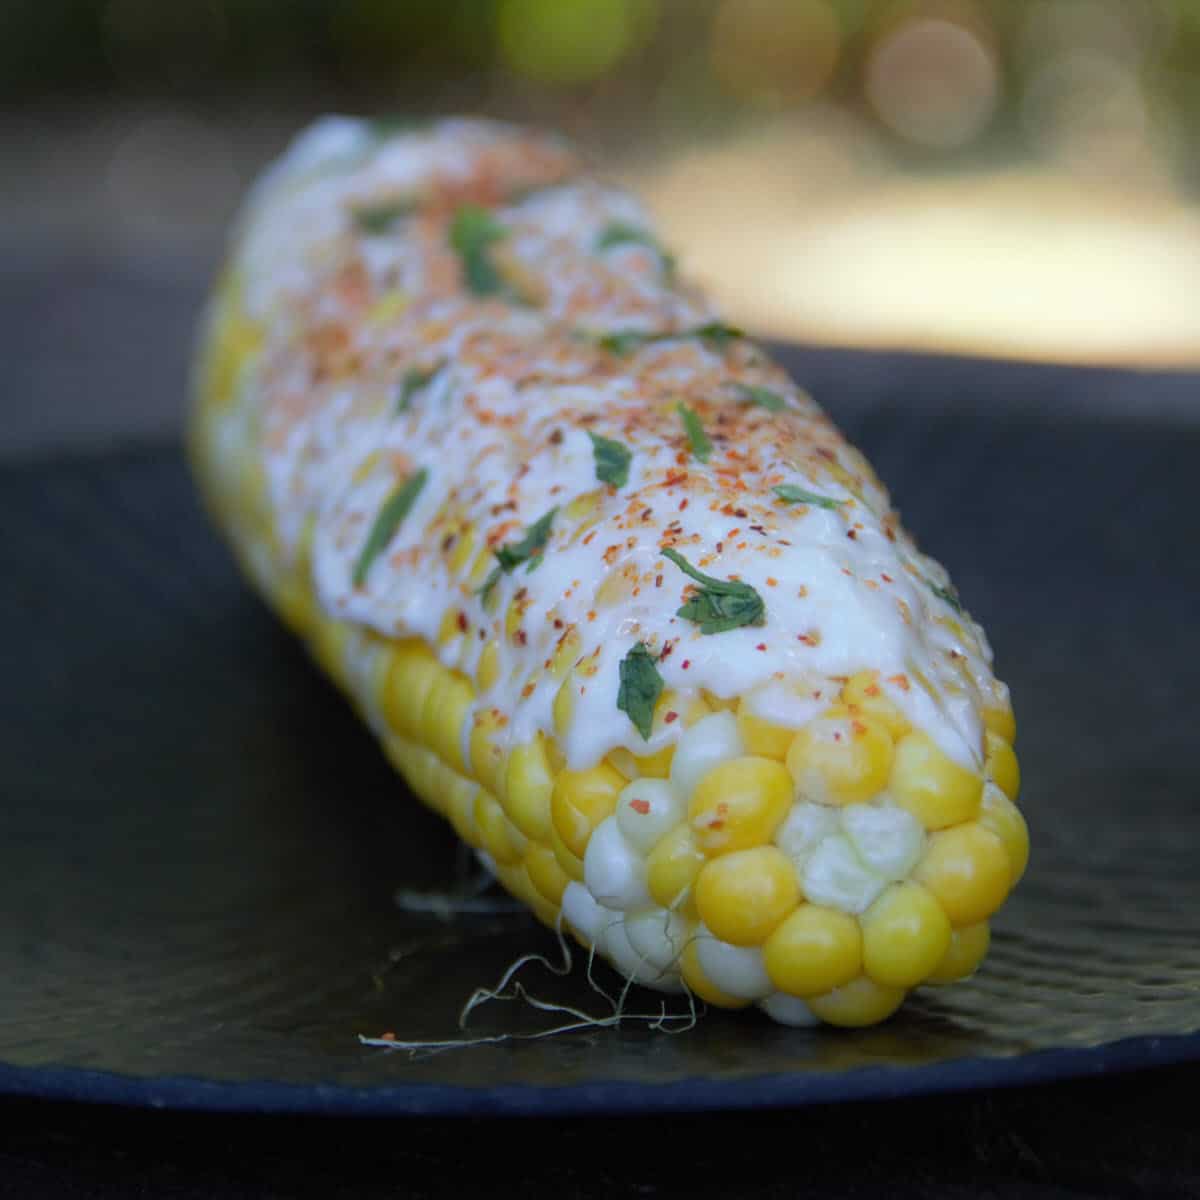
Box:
617;642;664;741
662;547;766;635
773;484;842;510
677;404;712;463
352;469;428;587
587;431;632;488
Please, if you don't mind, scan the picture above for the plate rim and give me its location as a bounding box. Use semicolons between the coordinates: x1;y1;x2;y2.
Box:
3;1031;1199;1117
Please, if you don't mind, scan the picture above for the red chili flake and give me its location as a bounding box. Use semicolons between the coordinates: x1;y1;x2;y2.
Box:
554;618;564;629
660;640;675;660
716;542;724;553
664;710;679;724
847;530;858;540
750;524;766;534
865;682;881;697
797;633;818;646
817;447;835;460
549;428;564;445
655;573;663;588
756;643;767;652
734;508;748;519
681;659;691;670
521;681;535;698
640;508;653;521
766;577;778;587
456;611;469;632
582;530;598;545
833;731;843;742
851;719;867;737
629;798;651;815
441;533;456;553
889;673;911;692
727;527;741;539
587;610;597;622
516;630;527;646
678;498;689;511
881;573;894;583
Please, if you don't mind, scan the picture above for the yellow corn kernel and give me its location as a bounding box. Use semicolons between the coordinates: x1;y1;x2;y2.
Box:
646;825;705;915
979;783;1030;885
736;707;795;761
382;642;437;738
550;762;624;859
564;490;602;522
422;670;473;773
274;571;315;636
468;547;496;592
806;976;906;1027
889;731;983;830
982;703;1016;745
695;847;800;947
550;821;585;882
310;619;350;688
447;527;477;575
689;757;793;856
468;708;508;799
785;709;893;806
475;791;523;865
437;607;463;648
552;677;576;739
595;565;638;608
702;691;739;713
860;882;952;989
504;597;524;642
984;731;1020;801
524;843;571;907
445;778;481;846
634;745;674;779
926;921;991;984
679;938;751;1009
762;904;862;997
842;671;911;737
548;625;581;679
606;748;638;780
503;735;554;841
477;640;501;692
915;823;1011;926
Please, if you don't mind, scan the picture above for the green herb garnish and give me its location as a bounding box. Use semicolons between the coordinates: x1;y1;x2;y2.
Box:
352;469;428;587
478;566;502;604
772;484;842;510
928;582;964;614
449;204;510;298
617;642;664;741
662;547;765;635
733;383;786;412
396;363;444;413
352;199;417;235
595;222;676;277
494;509;558;573
677;403;712;463
595;322;744;358
587;431;632;488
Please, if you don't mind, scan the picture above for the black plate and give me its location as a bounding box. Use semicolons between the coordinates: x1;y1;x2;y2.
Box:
3;348;1198;1115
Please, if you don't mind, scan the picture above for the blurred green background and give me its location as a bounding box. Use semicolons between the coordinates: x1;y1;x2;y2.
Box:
4;1;1200;454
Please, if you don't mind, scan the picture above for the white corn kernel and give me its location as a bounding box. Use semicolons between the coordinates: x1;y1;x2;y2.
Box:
616;778;685;855
604;918;682;990
624;907;689;973
758;992;820;1027
802;834;887;915
584;817;652;911
774;801;840;864
562;881;609;945
669;711;744;800
841;801;925;882
694;925;774;1000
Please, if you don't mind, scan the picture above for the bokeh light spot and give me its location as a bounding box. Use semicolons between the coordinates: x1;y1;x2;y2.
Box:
709;0;840;106
866;17;999;149
498;0;654;85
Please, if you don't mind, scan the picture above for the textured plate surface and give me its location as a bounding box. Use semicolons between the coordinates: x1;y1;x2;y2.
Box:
2;348;1199;1115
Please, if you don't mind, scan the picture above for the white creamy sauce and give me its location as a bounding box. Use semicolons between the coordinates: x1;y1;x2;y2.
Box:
231;118;997;772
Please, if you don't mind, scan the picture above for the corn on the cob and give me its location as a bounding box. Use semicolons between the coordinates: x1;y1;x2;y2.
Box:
190;117;1027;1028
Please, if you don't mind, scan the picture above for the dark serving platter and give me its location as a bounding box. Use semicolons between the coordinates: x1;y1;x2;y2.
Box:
2;346;1198;1116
